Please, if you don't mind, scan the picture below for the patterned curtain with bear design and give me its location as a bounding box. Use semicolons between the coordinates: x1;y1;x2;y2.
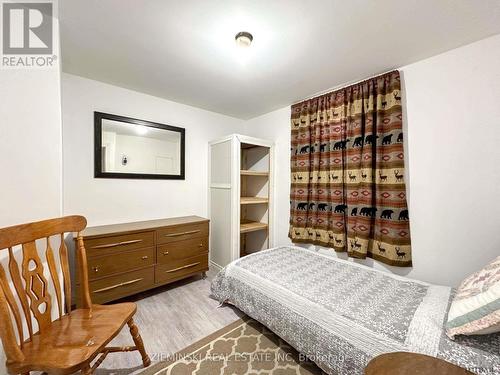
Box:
289;70;411;266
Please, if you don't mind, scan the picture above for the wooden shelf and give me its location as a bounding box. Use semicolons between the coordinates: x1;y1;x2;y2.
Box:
240;220;268;234
240;169;269;177
240;197;269;205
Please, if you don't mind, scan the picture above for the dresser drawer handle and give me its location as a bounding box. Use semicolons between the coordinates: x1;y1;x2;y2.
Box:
162;251;169;256
93;278;144;294
91;239;143;249
92;266;100;273
164;262;200;273
141;255;149;260
164;230;200;237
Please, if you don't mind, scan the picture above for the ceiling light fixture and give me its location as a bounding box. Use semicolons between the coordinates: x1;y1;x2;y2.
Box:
235;31;253;47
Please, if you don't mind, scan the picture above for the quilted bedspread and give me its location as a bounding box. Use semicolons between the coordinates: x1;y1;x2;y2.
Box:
211;246;500;374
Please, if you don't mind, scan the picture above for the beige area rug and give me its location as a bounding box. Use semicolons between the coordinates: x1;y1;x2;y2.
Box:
141;317;326;375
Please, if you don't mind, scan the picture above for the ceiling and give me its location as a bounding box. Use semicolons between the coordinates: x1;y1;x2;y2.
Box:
60;0;500;120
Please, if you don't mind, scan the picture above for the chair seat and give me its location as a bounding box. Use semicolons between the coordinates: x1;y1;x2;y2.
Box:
14;303;137;375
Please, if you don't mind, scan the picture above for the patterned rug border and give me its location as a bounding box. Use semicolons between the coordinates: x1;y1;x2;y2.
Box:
139;316;250;375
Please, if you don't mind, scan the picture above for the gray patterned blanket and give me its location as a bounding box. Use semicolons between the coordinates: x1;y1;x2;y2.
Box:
211;246;499;374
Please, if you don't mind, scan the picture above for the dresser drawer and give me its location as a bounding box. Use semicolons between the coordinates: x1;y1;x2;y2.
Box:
155;254;208;284
84;231;155;257
157;237;208;264
89;266;154;304
87;247;154;280
157;222;208;245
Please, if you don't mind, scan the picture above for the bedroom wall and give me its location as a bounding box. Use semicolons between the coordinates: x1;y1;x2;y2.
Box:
243;34;500;287
0;71;62;228
61;73;245;226
0;2;63;371
0;54;63;375
0;48;62;228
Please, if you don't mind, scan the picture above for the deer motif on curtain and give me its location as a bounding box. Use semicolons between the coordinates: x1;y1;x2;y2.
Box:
289;70;412;266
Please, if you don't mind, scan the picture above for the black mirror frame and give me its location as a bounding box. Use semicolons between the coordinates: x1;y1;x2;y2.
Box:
94;111;185;180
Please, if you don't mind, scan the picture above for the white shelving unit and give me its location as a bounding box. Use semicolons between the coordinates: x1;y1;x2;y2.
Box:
208;134;274;269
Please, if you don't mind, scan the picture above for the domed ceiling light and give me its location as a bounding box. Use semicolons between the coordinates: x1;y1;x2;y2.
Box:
235;31;253;47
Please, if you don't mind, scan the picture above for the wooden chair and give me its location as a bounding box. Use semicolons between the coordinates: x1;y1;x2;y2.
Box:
0;216;151;375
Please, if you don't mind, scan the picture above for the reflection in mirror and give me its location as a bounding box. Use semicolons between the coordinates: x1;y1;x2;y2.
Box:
95;112;185;179
101;120;181;174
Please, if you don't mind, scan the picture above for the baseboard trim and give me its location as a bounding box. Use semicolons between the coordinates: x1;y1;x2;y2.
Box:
209;260;223;271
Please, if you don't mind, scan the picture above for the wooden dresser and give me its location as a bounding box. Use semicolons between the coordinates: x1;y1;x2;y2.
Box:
75;216;209;305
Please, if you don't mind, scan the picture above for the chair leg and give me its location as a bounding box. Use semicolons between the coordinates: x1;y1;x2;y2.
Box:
127;318;151;368
81;364;93;375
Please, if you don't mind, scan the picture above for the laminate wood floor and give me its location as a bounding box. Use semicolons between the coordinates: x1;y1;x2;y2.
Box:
93;267;243;375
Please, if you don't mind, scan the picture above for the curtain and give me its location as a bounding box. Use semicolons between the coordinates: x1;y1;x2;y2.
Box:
289;70;411;266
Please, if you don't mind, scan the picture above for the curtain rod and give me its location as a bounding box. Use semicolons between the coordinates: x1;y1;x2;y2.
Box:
291;68;398;105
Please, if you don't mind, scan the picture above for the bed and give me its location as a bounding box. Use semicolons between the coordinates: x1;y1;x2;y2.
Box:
211;246;500;374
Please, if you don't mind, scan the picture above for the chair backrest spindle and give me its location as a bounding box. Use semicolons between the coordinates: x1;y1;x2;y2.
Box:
59;233;72;315
22;241;52;332
76;234;92;310
0;263;24;346
0;285;24;362
8;246;34;340
45;237;63;319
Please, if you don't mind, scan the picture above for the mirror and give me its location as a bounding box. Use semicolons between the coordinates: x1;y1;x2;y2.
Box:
94;112;185;179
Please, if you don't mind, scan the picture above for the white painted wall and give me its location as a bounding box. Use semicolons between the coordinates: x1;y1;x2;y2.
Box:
0;66;63;375
0;2;63;371
244;34;500;287
0;73;62;227
62;73;245;226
